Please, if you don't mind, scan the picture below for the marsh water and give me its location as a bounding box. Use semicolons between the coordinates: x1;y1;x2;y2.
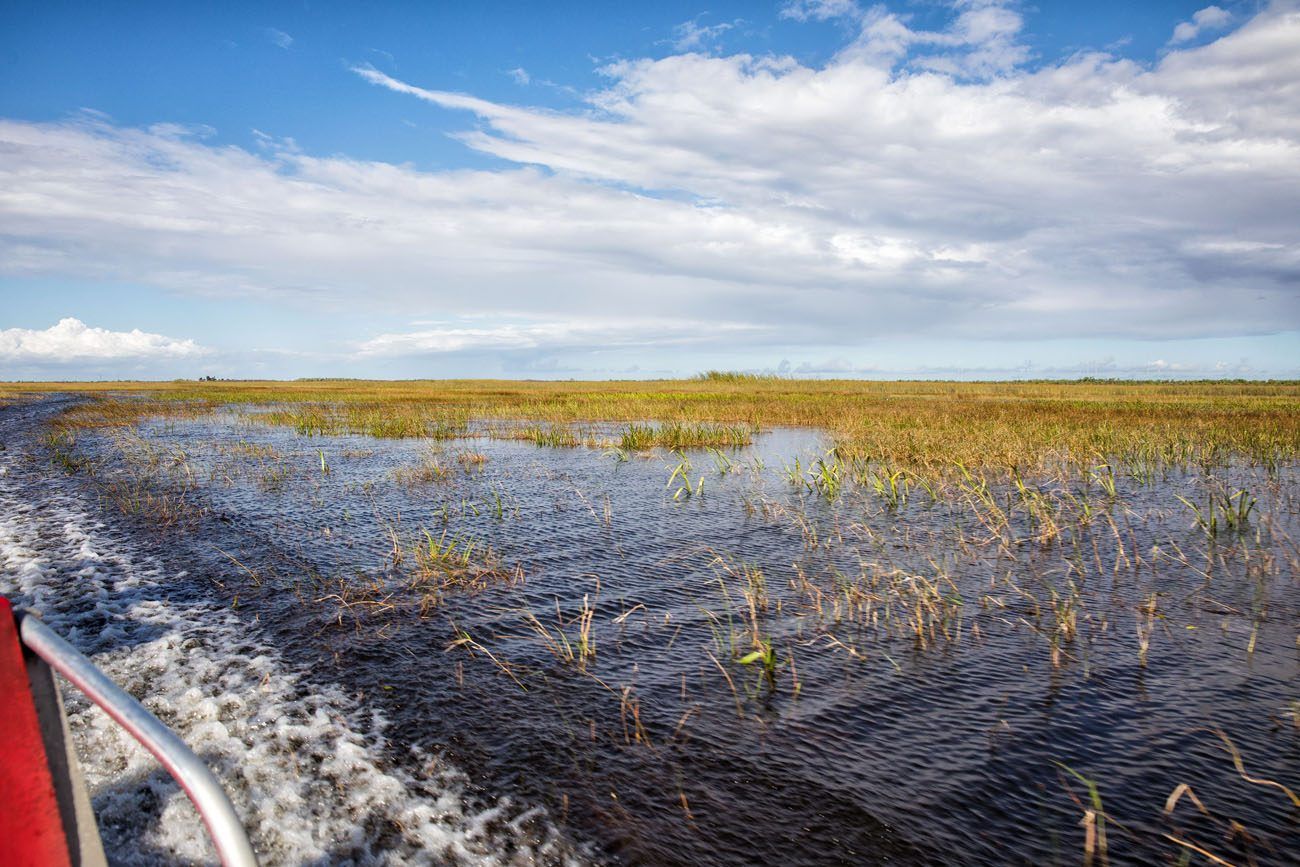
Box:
2;396;1297;865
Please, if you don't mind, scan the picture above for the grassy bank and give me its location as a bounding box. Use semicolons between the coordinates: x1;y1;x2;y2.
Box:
7;377;1299;469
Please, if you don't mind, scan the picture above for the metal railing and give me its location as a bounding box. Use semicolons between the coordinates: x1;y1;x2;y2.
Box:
18;612;259;867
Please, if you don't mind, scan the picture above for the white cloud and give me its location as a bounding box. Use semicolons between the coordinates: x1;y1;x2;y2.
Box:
1;3;1298;362
264;28;293;50
507;67;530;85
0;318;205;363
671;17;741;52
1169;6;1232;44
831;0;1031;76
357;318;768;356
779;0;862;23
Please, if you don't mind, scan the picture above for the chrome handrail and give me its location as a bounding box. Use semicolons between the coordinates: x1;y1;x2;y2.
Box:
18;613;259;867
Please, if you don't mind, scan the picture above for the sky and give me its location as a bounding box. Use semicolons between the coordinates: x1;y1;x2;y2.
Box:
1;0;1297;381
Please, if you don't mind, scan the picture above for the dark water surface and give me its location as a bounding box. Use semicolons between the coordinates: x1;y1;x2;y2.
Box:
8;398;1299;865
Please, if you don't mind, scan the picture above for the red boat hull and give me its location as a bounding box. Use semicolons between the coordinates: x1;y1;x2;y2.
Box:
1;596;72;866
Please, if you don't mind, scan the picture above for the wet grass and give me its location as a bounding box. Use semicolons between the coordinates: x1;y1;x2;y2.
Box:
46;427;209;527
519;593;598;672
407;527;519;595
255;404;470;439
516;424;582;448
393;447;451;486
10;378;1297;470
620;422;752;451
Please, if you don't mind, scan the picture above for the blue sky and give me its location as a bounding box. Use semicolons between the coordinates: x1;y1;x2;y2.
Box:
1;0;1297;380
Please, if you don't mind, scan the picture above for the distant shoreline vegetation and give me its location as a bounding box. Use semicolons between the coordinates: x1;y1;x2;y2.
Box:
692;370;782;383
6;377;1296;472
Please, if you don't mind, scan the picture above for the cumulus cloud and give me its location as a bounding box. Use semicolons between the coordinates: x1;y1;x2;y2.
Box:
0;318;205;363
1;2;1298;365
1169;6;1232;44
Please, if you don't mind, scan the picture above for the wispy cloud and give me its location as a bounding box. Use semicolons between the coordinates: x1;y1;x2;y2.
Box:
670;16;741;52
507;67;531;85
780;0;1030;77
772;355;1272;380
779;0;861;23
350;64;489;112
0;318;205;363
357;318;767;356
264;28;293;50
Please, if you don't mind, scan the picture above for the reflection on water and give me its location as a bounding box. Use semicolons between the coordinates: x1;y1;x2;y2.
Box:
49;406;1300;865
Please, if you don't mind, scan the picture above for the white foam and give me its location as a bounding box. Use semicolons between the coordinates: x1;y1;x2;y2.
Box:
0;448;584;866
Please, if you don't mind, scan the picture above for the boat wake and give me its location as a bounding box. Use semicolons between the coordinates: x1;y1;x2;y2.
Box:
0;411;582;866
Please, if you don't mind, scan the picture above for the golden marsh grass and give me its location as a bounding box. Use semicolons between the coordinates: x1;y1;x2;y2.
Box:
12;377;1298;470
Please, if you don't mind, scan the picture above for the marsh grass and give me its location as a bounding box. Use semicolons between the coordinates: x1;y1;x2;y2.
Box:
619;686;652;745
695;551;808;699
43;428;89;473
409;527;518;594
1176;488;1257;538
706;552;770;648
665;452;705;500
864;465;908;509
737;640;778;691
393;449;451;486
19;379;1298;472
1051;729;1298;867
519;594;598;671
707;447;740;475
312;573;399;629
293;516;523;624
620;421;751;450
203;438;296;491
445;623;528;691
50;428;208;527
691;370;781;383
1056;762;1109;867
219;439;280;459
255;405;470;439
517;424;581;448
808;454;847;499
